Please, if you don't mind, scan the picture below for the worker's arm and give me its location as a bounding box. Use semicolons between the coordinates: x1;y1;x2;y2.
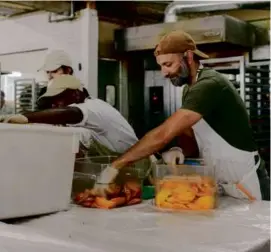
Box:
94;79;222;195
24;107;83;125
112;109;202;169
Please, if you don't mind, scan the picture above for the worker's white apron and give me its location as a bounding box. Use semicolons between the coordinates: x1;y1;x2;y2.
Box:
192;119;262;200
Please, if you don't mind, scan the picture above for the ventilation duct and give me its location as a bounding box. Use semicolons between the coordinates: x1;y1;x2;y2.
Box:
164;1;270;22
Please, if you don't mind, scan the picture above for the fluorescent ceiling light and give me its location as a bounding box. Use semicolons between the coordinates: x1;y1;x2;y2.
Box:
7;72;22;77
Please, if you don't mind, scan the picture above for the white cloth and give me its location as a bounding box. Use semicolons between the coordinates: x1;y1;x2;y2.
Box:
69;98;138;153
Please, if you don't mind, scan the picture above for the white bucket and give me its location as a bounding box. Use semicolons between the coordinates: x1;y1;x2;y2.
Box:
0;124;81;219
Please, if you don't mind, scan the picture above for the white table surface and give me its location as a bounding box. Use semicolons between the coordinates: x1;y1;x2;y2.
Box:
0;197;270;252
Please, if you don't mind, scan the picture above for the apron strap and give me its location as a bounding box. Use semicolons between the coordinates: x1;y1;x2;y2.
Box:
239;153;261;184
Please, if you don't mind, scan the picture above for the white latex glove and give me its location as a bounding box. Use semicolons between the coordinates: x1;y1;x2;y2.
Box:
0;114;28;124
93;165;119;197
162;147;185;165
149;154;158;163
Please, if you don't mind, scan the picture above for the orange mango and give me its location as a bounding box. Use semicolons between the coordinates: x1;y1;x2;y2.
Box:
155;189;172;207
95;197;117;209
160;201;173;209
194;195;215;209
155;175;216;210
74;179;142;209
111;197;126;207
127;198;142;205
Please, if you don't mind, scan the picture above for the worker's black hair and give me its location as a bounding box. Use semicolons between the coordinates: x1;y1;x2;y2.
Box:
83;87;90;98
38;86;47;97
60;65;74;75
36;87;90;110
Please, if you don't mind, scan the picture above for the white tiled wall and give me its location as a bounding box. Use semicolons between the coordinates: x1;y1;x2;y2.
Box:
0;9;98;97
0;11;81;72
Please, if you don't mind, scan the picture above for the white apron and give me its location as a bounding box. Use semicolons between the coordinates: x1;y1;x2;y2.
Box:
192;119;262;200
178;67;262;200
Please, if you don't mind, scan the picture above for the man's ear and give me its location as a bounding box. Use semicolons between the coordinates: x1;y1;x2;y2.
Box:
186;50;194;66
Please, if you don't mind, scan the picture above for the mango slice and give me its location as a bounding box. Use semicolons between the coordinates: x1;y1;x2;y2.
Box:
74;179;142;209
95;197;117;209
155;175;216;211
194;196;215;209
155;189;172;207
111;197;126;207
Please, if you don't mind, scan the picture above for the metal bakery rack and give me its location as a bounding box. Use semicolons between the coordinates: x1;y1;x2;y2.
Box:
201;56;270;174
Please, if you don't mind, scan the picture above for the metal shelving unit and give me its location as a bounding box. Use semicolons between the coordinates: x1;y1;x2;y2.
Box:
0;62;47;114
201;56;246;100
14;79;46;113
246;61;270;172
201;57;270;173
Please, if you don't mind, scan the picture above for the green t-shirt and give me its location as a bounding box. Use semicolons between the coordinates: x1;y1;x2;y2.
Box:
182;68;257;152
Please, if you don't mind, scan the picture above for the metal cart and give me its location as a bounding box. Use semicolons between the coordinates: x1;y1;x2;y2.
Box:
0;63;47;114
14;79;46;113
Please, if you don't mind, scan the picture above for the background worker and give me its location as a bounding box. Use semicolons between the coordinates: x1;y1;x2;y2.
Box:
0;91;13;115
6;75;138;156
37;49;90;109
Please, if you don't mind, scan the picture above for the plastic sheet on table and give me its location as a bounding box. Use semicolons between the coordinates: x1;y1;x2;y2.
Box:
12;197;270;252
0;222;94;252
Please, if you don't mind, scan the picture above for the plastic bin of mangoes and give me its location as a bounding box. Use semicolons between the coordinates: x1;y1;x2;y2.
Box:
153;162;217;211
72;156;147;209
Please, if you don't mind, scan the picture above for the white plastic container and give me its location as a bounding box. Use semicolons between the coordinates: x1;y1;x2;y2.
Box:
0;123;81;220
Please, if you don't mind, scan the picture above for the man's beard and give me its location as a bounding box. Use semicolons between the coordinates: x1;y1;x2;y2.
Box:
170;61;190;87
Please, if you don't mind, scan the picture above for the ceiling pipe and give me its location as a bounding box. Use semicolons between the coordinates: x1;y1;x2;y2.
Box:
0;1;34;11
48;1;76;23
164;1;270;23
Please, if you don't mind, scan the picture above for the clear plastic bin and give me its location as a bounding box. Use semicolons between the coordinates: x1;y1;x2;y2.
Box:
72;156;143;209
153;163;217;211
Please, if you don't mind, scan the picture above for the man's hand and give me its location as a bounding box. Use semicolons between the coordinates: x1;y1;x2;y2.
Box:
162;147;185;165
93;165;119;197
0;114;29;124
